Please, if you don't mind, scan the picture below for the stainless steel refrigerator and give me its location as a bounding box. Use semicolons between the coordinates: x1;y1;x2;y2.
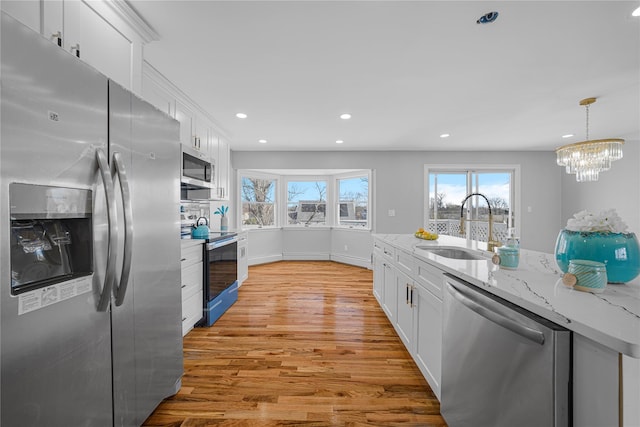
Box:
1;12;183;426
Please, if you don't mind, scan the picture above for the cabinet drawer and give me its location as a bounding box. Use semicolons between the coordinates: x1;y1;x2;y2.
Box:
415;258;444;299
182;290;203;336
182;278;201;302
181;244;203;268
395;248;414;276
373;238;395;260
181;262;203;298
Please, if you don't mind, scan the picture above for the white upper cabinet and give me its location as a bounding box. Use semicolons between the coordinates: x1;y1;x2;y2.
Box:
217;136;230;200
61;1;132;90
2;0;157;94
1;0;41;33
175;100;195;150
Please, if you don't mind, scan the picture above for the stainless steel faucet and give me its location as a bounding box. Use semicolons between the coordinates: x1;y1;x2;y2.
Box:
459;192;501;252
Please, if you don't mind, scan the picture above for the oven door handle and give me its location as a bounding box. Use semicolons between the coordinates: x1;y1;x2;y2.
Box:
446;280;545;345
206;236;238;250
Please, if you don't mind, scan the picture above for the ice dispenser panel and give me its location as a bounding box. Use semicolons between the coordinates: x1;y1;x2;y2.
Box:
9;183;93;295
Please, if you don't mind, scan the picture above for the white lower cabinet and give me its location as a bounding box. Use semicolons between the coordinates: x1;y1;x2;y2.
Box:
382;263;397;323
238;231;249;285
181;243;203;336
373;240;444;400
395;269;414;350
373;254;384;303
413;282;442;400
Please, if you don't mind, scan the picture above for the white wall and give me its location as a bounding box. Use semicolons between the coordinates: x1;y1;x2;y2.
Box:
561;139;640;235
232;150;562;252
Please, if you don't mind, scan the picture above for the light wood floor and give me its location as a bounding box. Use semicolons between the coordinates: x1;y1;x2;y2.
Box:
143;261;447;426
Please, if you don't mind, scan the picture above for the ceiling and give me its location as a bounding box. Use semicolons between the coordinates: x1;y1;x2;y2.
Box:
129;1;640;152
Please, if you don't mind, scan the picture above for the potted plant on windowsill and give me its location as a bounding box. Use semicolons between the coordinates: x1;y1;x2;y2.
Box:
555;209;639;283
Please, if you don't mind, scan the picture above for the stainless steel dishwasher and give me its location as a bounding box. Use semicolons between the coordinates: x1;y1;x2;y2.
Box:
441;274;572;427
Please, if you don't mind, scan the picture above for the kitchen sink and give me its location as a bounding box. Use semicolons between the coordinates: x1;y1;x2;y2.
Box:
415;245;486;260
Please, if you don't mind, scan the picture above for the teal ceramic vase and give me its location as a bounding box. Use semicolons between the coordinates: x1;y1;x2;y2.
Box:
555;229;640;283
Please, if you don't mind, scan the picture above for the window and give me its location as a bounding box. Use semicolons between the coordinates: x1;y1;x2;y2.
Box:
287;180;327;226
239;169;372;230
241;175;276;228
425;166;518;243
336;174;369;228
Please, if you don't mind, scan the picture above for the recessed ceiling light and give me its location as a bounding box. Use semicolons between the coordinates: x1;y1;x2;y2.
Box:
562;134;574;139
336;140;344;144
258;139;267;144
633;6;640;16
236;113;247;119
340;113;351;120
440;133;450;138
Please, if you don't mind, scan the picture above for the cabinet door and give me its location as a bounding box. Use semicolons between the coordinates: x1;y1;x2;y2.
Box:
413;283;442;400
141;77;174;117
238;233;249;285
382;263;397;322
175;100;195;148
63;1;132;90
192;116;209;158
217;136;230;200
395;270;414;351
372;255;384;303
1;0;41;34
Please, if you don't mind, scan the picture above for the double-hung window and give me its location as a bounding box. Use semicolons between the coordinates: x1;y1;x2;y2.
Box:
286;179;328;226
241;174;277;228
336;172;370;229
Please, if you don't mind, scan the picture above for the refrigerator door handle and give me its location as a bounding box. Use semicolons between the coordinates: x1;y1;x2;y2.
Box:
446;281;545;345
96;149;117;312
112;151;133;306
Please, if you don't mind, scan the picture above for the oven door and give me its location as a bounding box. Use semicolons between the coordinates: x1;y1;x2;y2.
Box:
203;236;238;325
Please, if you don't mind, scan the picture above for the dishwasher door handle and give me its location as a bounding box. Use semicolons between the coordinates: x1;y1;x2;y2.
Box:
446;281;545;345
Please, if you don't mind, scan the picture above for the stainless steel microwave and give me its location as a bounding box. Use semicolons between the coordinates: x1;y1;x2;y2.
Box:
181;146;214;190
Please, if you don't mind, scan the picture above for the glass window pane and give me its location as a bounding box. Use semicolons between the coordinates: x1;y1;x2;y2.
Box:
241;177;276;227
287;181;327;225
337;176;368;228
427;169;514;242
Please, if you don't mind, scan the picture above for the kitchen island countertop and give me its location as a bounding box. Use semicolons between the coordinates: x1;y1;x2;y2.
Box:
375;234;640;358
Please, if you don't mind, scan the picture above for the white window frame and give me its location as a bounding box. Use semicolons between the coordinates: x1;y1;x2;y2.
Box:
424;164;521;240
239;171;279;230
334;170;372;230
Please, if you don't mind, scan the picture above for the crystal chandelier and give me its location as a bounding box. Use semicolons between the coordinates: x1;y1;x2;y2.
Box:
556;97;624;182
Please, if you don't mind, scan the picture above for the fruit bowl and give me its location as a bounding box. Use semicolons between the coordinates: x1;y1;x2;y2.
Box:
414;229;438;240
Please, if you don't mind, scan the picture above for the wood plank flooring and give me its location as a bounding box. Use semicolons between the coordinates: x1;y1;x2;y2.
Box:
143;261;447;426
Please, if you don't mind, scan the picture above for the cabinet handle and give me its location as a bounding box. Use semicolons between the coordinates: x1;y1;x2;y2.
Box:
410;285;415;307
180;258;187;262
406;284;409;304
182;317;187;322
52;31;62;47
70;43;80;58
181;284;187;288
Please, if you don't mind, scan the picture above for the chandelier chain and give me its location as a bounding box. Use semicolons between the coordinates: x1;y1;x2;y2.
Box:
585;104;590;140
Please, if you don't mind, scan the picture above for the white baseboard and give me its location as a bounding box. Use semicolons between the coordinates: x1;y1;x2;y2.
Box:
331;253;372;269
248;254;282;266
248;253;372;269
283;252;331;260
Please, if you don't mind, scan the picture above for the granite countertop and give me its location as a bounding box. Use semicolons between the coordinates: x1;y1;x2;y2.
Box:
375;234;640;358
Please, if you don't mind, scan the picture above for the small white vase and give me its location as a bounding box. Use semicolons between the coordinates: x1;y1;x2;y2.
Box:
220;215;228;231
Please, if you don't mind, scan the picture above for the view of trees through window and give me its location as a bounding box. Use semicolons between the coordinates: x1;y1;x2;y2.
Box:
241;177;276;227
240;170;371;229
287;180;328;225
427;170;514;242
337;176;369;228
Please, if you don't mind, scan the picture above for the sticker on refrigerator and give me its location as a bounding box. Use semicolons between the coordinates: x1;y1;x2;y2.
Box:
18;275;93;315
